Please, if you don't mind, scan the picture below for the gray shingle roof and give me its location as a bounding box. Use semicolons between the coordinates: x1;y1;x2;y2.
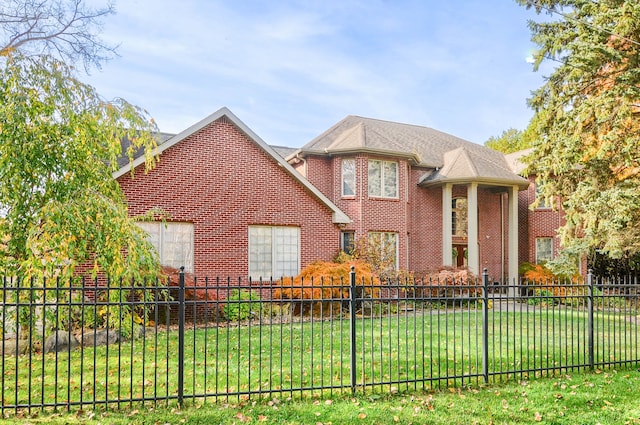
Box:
270;145;298;159
116;132;175;169
300;115;529;188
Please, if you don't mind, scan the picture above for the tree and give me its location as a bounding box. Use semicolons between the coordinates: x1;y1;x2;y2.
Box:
0;0;116;71
484;128;530;153
518;0;640;263
0;54;160;279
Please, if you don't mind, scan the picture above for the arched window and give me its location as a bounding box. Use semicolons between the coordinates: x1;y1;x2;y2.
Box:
452;197;468;237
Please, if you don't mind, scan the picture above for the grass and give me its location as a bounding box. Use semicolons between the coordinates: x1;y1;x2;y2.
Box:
3;368;640;424
2;300;640;417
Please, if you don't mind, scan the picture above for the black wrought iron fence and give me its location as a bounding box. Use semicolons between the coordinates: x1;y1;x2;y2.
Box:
1;269;639;416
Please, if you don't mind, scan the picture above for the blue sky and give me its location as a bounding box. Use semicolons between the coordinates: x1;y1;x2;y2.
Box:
85;0;551;147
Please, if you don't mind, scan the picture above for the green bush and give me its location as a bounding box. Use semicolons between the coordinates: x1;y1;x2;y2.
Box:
527;289;557;306
223;289;261;321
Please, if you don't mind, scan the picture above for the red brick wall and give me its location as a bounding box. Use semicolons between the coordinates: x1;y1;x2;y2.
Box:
118;117;341;278
408;169;442;272
521;176;565;264
301;154;511;278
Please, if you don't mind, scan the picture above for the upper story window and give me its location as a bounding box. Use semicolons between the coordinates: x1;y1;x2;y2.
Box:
368;160;398;198
452;197;468;237
341;158;356;197
535;181;551;209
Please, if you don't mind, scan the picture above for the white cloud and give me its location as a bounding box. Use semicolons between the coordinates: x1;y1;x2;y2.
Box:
83;0;544;146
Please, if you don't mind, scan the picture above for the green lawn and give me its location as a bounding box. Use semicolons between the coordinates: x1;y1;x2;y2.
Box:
4;368;640;424
2;303;639;417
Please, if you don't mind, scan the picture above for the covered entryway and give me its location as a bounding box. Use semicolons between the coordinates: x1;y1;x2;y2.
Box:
418;147;529;291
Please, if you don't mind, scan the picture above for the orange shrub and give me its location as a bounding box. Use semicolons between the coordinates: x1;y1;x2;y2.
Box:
413;267;480;298
519;263;574;297
161;266;220;301
272;260;380;316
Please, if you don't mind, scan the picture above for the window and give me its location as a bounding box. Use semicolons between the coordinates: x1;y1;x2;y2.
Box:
368;160;398;198
249;226;300;280
138;222;194;272
341;231;355;253
535;181;550;209
341;159;356;197
535;237;553;264
368;232;398;269
452;197;468;237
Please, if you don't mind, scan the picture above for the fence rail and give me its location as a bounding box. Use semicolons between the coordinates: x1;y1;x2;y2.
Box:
1;269;639;415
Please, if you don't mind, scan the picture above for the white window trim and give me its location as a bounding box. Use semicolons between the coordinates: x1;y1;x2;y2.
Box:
341;158;356;197
535;181;552;209
137;221;194;273
369;231;399;270
368;159;398;199
535;237;554;264
248;226;300;280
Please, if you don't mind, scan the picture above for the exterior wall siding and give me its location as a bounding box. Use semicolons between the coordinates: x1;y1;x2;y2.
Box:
118;117;341;278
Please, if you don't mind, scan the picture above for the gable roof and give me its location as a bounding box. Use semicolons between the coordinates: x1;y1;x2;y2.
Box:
299;115;529;189
114;107;351;224
418;147;529;188
504;148;533;175
116;132;175;169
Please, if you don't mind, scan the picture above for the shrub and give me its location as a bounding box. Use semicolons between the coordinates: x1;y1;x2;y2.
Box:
223;289;261;321
519;262;579;299
272;260;380;317
412;267;480;298
527;289;557;306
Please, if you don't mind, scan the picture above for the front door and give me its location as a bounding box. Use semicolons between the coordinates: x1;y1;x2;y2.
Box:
453;244;467;268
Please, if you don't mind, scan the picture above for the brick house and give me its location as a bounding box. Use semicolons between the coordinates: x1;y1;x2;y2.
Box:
115;107;349;280
285;116;530;283
115;107;562;282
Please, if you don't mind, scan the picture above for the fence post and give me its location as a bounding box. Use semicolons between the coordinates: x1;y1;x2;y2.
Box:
587;269;594;370
177;266;185;407
482;268;489;384
349;266;357;395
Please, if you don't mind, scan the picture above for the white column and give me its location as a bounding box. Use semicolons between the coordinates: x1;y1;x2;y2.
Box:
508;185;519;295
467;182;479;275
442;183;453;266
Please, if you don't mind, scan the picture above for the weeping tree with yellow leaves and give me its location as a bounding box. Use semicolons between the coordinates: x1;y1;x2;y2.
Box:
0;1;163;336
0;54;163;336
518;0;640;273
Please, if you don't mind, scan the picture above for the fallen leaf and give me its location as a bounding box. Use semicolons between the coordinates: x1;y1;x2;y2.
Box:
358;413;367;419
534;412;542;422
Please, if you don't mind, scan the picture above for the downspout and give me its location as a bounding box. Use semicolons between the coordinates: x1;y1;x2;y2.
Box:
359;156;364;237
501;193;505;282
